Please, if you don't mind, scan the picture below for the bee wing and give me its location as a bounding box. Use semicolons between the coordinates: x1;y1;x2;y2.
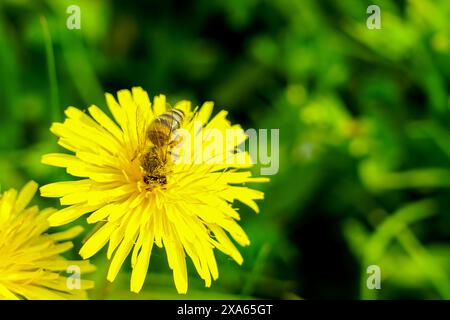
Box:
161;108;179;161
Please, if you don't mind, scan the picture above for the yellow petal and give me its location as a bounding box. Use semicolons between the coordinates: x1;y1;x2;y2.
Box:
209;225;243;264
80;222;116;259
87;184;135;206
153;94;167;116
198;101;214;125
88;105;124;142
163;224;188;294
60;191;89;205
41;153;81;168
105;92;125;128
50;226;84;241
0;284;20;300
132;87;153;121
117;89;139;150
48;204;100;226
130;224;154;293
40;180;91;198
107;228;138;282
15;181;38;213
87;203;121;223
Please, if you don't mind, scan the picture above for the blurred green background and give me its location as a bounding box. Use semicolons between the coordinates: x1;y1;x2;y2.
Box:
0;0;449;299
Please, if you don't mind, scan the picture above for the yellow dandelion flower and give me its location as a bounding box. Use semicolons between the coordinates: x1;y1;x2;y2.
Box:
0;181;95;300
40;87;268;294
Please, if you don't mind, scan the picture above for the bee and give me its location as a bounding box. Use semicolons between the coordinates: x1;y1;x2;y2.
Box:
140;108;185;186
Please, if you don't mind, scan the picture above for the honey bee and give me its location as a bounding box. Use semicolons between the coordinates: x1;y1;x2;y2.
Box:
140;108;185;186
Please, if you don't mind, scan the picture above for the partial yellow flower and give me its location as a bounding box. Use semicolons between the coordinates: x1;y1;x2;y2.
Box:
0;181;94;300
40;87;268;294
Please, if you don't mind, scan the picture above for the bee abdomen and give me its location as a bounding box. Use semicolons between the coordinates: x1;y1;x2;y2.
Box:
147;109;185;147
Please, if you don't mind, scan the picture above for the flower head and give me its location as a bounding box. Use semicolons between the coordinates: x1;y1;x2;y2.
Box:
0;181;94;300
41;87;268;293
